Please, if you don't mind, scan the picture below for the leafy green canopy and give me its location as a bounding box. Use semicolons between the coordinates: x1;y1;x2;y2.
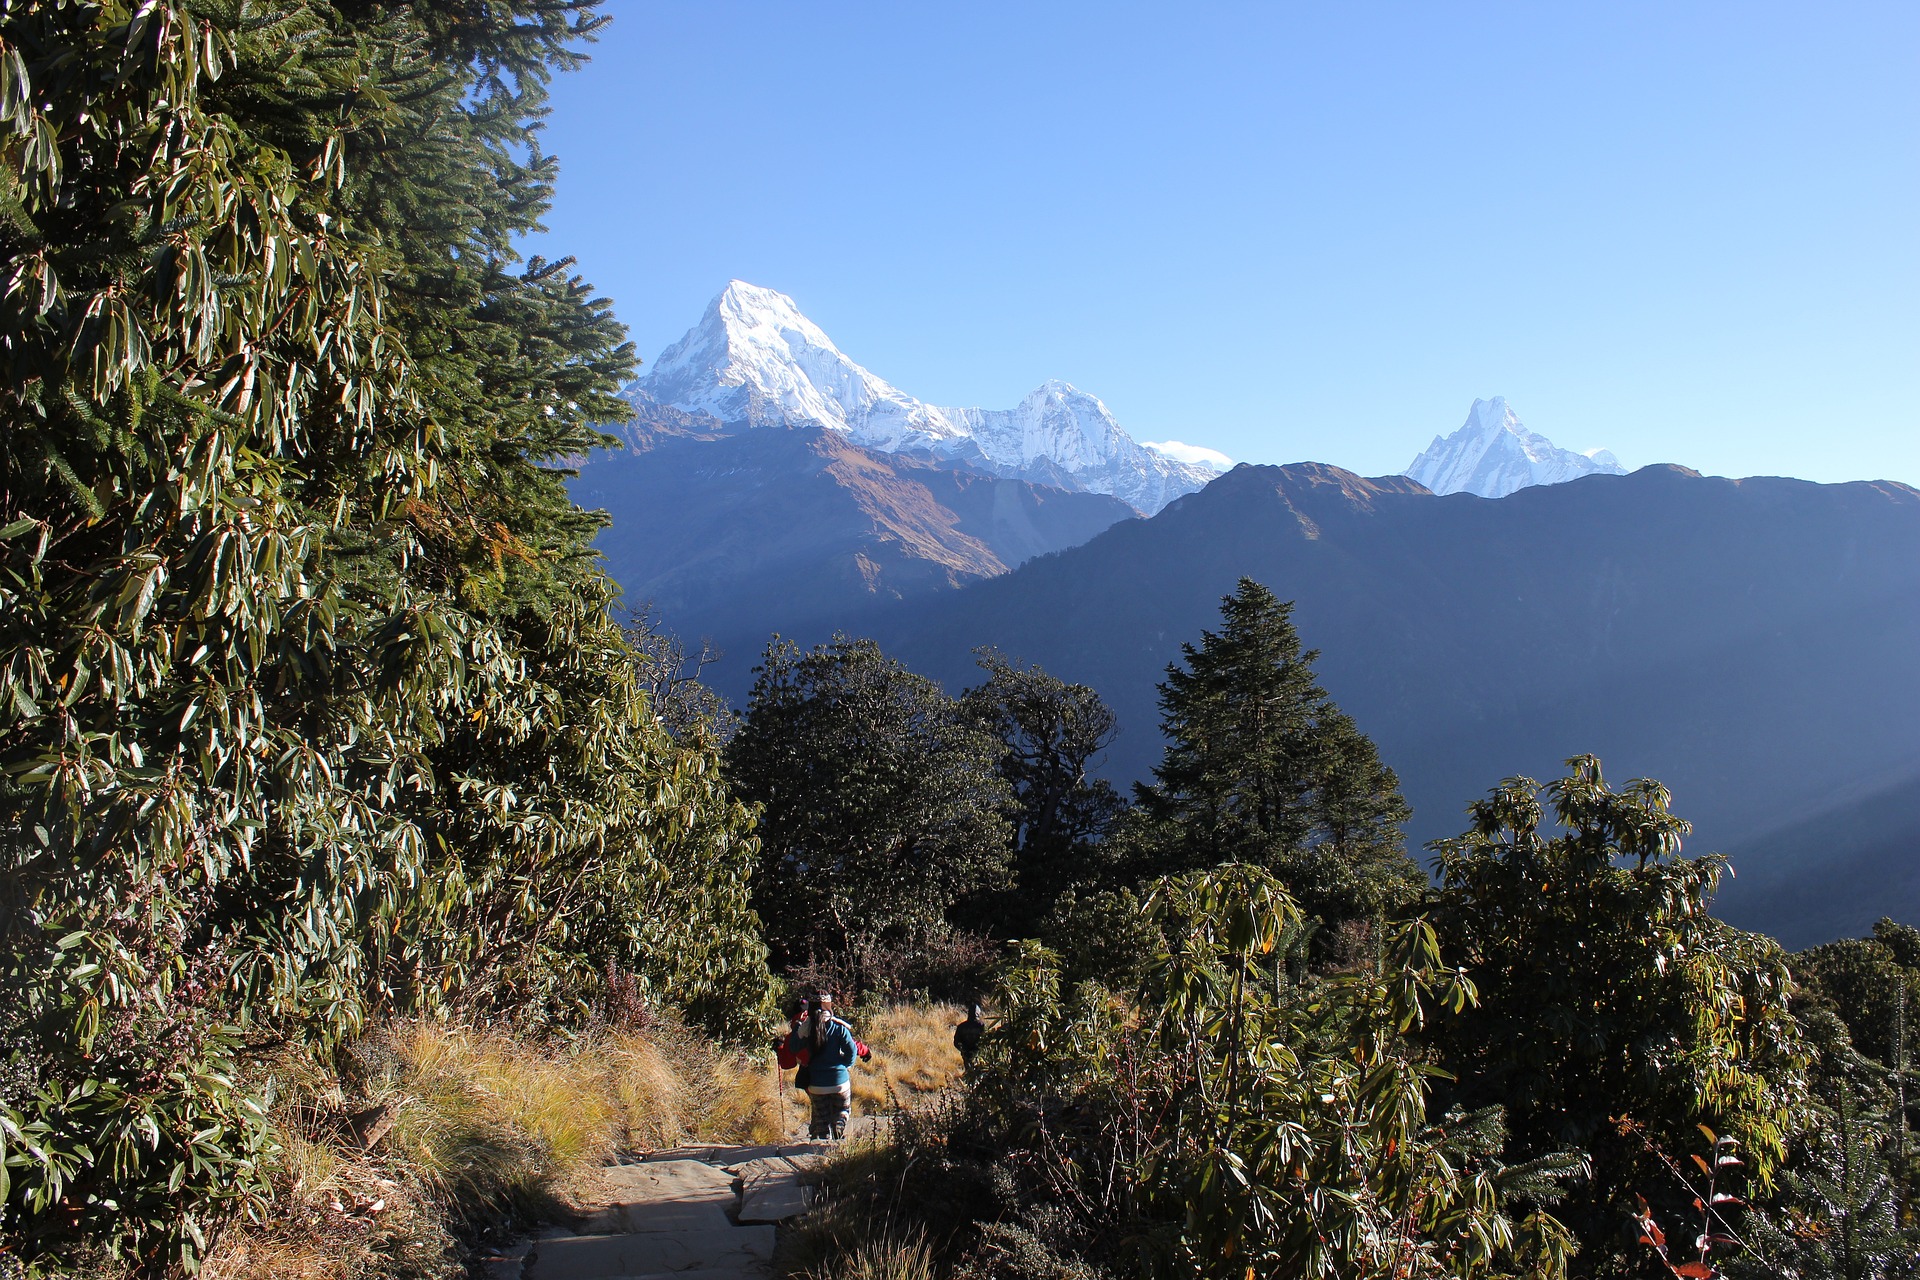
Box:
959;647;1125;937
1429;757;1809;1275
1132;577;1420;931
0;2;767;1268
1794;921;1920;1079
729;635;1014;967
982;865;1586;1280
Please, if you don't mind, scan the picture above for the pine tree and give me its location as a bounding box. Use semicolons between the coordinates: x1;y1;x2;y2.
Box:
1131;577;1419;929
1732;1081;1920;1280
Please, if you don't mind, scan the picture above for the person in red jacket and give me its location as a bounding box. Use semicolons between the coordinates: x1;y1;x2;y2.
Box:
773;996;813;1091
776;992;870;1139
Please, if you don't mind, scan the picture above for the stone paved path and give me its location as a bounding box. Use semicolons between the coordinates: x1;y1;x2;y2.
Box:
482;1141;836;1280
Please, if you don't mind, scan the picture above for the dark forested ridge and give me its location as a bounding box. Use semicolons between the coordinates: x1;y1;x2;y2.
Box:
854;460;1920;944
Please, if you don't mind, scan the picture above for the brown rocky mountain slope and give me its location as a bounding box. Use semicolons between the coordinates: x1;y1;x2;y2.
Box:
568;406;1136;656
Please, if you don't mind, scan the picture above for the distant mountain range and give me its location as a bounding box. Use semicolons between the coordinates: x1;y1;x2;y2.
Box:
637;281;1222;514
856;462;1920;946
1405;396;1626;497
581;284;1639;659
569;284;1917;945
574;401;1134;647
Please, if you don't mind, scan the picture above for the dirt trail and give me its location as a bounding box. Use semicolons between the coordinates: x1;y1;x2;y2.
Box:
482;1130;882;1280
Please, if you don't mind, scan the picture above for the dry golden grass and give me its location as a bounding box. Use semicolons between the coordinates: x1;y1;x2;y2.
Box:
205;1005;966;1277
768;1003;970;1133
849;1002;966;1117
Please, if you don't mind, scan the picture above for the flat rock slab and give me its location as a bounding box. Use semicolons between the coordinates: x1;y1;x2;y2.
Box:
736;1173;811;1225
732;1152;826;1225
527;1226;774;1280
579;1161;739;1234
607;1160;738;1193
730;1154;824;1183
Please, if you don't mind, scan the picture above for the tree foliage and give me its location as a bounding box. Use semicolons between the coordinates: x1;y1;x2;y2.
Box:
1131;578;1420;931
729;635;1014;966
1429;757;1809;1274
0;3;767;1268
1794;922;1920;1084
975;865;1586;1280
1730;1080;1920;1280
960;648;1125;937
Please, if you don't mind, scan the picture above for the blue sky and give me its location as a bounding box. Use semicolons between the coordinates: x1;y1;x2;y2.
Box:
529;2;1917;484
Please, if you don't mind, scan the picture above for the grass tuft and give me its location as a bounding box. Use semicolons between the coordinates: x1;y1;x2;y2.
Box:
811;1233;937;1280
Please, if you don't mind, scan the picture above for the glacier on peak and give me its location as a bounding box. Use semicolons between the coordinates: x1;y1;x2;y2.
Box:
1404;397;1627;499
1143;439;1234;471
634;281;1219;515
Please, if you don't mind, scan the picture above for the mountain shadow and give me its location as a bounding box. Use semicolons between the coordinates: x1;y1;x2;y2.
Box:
853;461;1920;941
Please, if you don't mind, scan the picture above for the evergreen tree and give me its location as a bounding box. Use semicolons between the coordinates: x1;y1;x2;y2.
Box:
729;636;1015;966
960;648;1125;936
0;4;768;1266
1132;577;1419;929
1731;1080;1920;1280
1798;927;1920;1084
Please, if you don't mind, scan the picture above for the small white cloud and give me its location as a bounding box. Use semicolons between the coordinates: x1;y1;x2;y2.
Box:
1144;440;1233;472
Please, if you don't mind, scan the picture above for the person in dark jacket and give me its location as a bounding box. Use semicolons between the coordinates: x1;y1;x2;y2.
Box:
953;1000;985;1067
789;991;868;1139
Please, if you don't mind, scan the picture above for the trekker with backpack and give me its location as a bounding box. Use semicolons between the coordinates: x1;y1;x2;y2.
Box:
778;991;869;1139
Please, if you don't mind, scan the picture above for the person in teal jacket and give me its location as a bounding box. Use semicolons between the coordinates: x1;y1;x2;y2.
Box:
783;991;868;1139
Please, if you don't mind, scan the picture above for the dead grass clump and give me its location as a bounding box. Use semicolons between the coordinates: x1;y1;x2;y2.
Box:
201;1080;461;1280
705;1052;792;1145
812;1233;937;1280
389;1022;620;1217
603;1022;789;1148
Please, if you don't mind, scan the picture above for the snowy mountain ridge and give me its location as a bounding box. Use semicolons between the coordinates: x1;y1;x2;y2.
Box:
1405;397;1626;498
637;281;1224;515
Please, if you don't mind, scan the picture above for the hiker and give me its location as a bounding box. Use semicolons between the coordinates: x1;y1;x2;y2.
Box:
774;996;813;1092
953;999;985;1067
791;991;869;1140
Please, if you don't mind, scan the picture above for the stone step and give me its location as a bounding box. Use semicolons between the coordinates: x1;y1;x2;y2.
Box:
730;1153;824;1224
728;1154;826;1182
579;1160;740;1234
736;1172;811;1224
527;1226;775;1280
667;1141;830;1169
609;1159;739;1193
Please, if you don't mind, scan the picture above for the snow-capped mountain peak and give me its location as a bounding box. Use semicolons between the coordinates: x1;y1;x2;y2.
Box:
1405;397;1627;498
642;281;965;450
635;283;1219;514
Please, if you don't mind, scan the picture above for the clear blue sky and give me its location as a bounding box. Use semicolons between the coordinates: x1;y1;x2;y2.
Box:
528;1;1918;485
